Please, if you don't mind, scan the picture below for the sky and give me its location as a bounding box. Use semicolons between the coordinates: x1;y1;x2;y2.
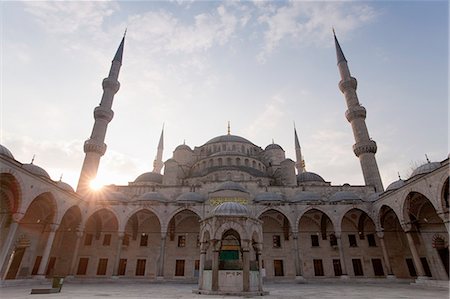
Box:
1;1;448;190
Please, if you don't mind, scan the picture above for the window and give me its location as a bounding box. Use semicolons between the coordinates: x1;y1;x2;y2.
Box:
273;260;284;276
118;259;127;276
421;257;432;277
136;259;146;276
352;259;364;276
103;234;111;246
406;258;417;277
122;234;130;246
329;234;337;247
77;258;89;275
273;235;281;248
333;259;342;276
32;256;42;275
45;257;56;276
311;235;319;247
367;234;376;247
348;234;357;247
372;258;384;276
178;235;186;247
175;260;185;276
313;259;324;276
84;233;93;246
140;233;148;247
97;258;108;275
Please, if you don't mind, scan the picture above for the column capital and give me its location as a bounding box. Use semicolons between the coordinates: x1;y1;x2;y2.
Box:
12;212;24;223
117;231;125;239
48;223;59;232
376;231;384;238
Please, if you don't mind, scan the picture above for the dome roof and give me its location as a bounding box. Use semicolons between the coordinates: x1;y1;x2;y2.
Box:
213;181;248;193
205;134;253;145
364;192;381;202
386;179;406;191
329;191;362;203
265;144;284;151
212;202;249;216
105;191;128;202
297;172;325;183
22;163;51;179
0;144;14;159
254;192;284;203
410;162;441;178
134;172;163;184
176;192;206;203
291;191;322;202
136;191;169;202
56;181;74;192
175;144;192;151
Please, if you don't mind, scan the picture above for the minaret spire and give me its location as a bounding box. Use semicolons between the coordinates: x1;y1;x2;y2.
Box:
334;30;384;192
153;124;164;174
294;123;305;174
77;34;125;194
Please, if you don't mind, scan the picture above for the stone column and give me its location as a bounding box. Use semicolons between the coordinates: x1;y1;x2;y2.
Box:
35;223;59;278
405;231;426;279
336;233;348;277
211;240;220;291
292;231;303;277
242;245;250;292
198;241;208;290
69;231;84;276
377;231;394;277
0;213;22;276
112;232;125;277
257;247;263;292
157;232;167;278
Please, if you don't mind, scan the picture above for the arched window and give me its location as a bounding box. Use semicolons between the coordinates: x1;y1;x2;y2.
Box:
236;158;241;166
218;158;223;166
245;159;249;166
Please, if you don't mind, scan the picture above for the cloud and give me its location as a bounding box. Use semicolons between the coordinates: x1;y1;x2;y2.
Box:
245;95;285;140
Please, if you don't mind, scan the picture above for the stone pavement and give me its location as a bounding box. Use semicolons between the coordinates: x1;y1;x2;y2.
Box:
0;281;448;299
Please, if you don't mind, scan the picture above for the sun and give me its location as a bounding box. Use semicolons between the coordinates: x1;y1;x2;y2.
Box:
89;178;104;191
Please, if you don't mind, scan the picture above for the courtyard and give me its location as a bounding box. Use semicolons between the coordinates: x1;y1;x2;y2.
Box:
0;281;448;299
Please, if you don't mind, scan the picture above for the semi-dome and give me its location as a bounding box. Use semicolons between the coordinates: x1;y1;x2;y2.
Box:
291;191;322;202
265;144;283;151
134;172;163;184
56;181;74;192
176;192;206;203
137;191;169;202
297;172;325;183
213;181;248;193
22;163;51;179
386;179;406;191
205;134;253;145
212;202;249;216
254;192;284;203
410;161;441;178
175;144;192;151
0;144;14;159
329;191;362;203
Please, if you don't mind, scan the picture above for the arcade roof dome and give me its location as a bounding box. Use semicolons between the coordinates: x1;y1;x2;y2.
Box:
265;143;283;151
134;172;163;184
22;163;51;179
0;144;14;159
212;202;249;216
254;192;284;203
410;161;441;178
386;179;406;191
136;191;169;202
291;191;322;202
56;181;74;192
297;172;325;183
175;144;192;151
176;192;206;203
329;191;362;202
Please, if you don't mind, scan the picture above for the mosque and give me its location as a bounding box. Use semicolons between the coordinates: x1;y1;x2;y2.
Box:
0;32;448;293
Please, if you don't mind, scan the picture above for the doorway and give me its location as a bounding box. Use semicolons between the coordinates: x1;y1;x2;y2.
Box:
5;247;25;279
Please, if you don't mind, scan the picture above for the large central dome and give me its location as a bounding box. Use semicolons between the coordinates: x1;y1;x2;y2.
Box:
204;134;253;145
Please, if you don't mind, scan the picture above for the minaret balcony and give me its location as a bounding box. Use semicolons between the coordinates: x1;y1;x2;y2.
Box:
94;106;114;122
102;77;120;93
353;140;377;157
84;139;107;155
338;77;357;93
345;105;366;122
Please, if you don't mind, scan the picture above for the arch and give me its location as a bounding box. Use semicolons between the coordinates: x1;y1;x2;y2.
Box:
84;208;119;240
298;208;335;238
295;207;335;230
165;207;201;229
338;207;377;234
166;208;200;242
441;176;449;210
0;172;22;216
124;208;161;242
214;221;248;241
340;208;377;241
123;206;162;232
58;205;82;231
82;206;121;230
402;191;442;230
22;192;58;225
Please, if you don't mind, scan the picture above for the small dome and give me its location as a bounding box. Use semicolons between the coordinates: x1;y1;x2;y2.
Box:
22;163;51;179
56;181;74;192
254;192;284;203
175;144;192;151
0;144;14;159
329;191;361;203
386;179;406;191
205;135;253;145
212;202;249;216
137;191;169;202
134;172;163;184
106;191;128;202
410;162;441;178
297;172;325;183
291;191;322;202
213;181;248;193
176;192;206;203
364;192;381;202
265;144;283;151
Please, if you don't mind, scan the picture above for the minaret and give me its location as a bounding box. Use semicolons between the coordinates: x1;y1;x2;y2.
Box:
152;124;164;174
76;34;125;194
294;124;306;174
334;30;384;192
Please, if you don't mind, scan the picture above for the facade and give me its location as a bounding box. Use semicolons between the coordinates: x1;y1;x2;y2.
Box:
0;33;448;288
